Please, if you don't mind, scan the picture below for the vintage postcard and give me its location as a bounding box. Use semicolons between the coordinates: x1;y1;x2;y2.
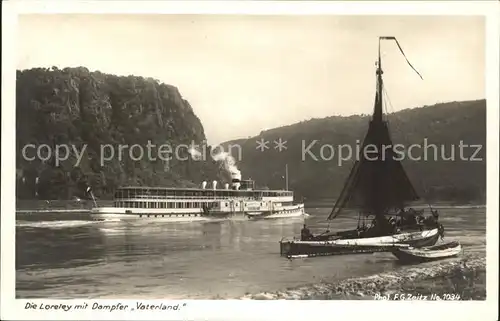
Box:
1;1;499;320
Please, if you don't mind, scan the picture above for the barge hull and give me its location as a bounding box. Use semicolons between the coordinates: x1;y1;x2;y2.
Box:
280;229;440;258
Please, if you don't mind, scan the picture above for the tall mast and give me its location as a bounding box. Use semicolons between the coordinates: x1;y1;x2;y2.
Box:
327;37;423;221
285;164;289;191
373;37;384;123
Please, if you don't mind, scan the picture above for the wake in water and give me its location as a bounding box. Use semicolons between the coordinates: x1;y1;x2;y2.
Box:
15;220;101;229
16;217;137;229
239;254;486;300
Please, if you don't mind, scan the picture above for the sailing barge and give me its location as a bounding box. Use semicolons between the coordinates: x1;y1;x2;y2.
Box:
280;37;444;258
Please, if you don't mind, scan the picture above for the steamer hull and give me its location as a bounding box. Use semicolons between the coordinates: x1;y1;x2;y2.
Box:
90;187;305;222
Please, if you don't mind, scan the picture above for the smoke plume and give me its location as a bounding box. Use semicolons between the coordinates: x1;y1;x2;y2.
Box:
211;150;241;177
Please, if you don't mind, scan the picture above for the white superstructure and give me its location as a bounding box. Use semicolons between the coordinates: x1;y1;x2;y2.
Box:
90;177;305;221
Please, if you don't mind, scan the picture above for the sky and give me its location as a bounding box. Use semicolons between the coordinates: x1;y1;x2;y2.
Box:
17;14;485;145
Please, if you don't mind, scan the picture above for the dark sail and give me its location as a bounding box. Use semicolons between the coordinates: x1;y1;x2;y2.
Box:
328;37;422;220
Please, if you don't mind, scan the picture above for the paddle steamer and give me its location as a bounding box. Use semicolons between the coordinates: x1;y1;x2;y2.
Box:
90;172;305;221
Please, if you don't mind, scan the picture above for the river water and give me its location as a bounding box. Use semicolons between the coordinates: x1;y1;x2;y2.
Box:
15;207;486;299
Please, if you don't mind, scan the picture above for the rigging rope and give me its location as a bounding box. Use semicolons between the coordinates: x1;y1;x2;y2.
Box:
323;215;376;222
383;86;395;115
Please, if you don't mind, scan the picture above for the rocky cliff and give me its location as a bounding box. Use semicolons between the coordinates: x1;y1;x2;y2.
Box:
16;67;222;200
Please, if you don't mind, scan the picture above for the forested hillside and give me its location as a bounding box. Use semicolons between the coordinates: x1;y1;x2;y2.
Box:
221;100;486;204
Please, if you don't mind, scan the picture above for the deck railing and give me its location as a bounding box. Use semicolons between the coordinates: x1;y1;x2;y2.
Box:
114;195;294;201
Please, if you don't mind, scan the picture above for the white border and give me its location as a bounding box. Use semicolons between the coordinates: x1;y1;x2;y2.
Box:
2;1;499;321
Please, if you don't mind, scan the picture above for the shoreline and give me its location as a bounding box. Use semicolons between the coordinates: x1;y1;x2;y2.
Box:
240;256;486;300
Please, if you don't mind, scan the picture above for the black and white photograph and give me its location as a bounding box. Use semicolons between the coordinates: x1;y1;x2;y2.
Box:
1;1;498;320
